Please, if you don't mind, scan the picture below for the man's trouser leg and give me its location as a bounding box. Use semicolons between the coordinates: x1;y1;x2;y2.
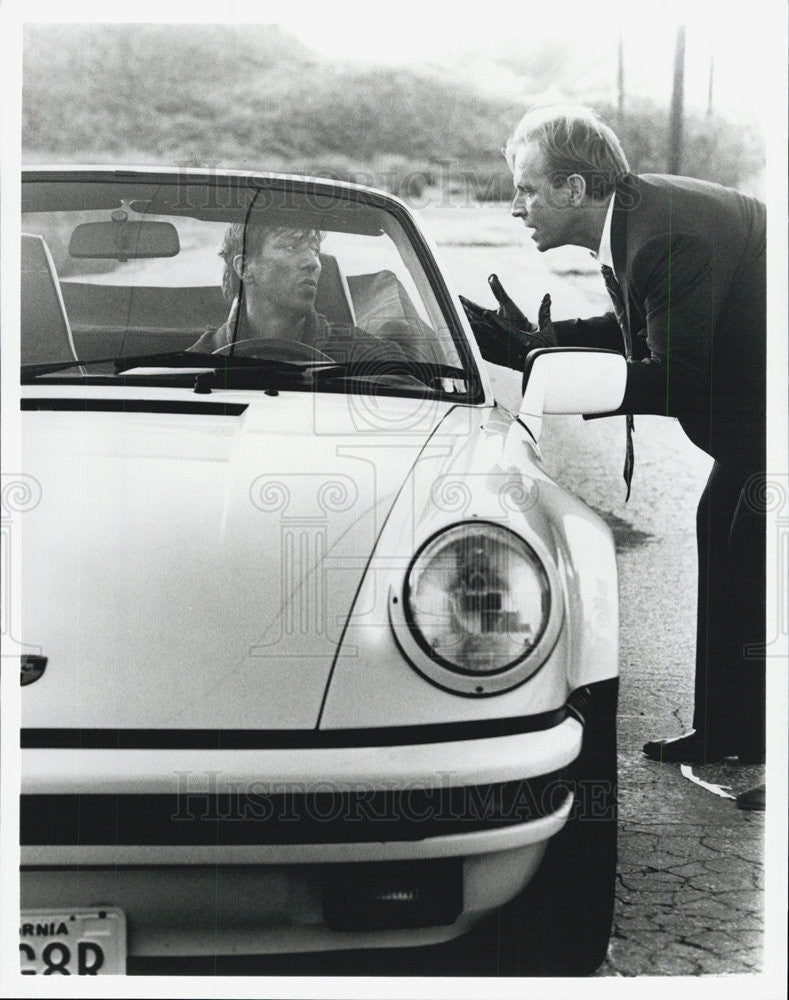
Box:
693;463;765;755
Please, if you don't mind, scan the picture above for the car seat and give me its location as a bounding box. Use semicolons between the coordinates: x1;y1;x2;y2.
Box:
21;233;83;369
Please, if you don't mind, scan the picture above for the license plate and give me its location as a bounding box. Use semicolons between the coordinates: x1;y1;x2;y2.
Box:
20;908;126;975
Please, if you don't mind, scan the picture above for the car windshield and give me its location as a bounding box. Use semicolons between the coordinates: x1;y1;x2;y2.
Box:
21;175;478;398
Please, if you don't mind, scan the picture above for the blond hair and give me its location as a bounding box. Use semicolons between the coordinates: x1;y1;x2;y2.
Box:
505;105;630;199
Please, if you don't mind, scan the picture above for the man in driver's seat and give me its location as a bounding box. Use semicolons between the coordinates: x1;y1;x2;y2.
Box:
189;222;399;362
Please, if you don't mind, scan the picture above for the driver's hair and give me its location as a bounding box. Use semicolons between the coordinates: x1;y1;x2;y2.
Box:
505;105;629;200
219;223;323;301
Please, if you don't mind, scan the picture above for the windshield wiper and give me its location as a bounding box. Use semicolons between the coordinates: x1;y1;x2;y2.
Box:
311;359;469;385
22;359;95;379
190;361;345;394
112;351;325;374
20;352;471;394
20;351;335;381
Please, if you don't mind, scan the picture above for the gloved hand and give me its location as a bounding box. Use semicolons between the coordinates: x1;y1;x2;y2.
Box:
460;274;557;371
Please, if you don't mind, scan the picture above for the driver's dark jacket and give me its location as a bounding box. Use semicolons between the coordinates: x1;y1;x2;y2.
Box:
189;305;405;363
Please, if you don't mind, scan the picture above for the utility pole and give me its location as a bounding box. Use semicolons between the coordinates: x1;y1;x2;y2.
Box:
707;52;714;116
668;26;686;174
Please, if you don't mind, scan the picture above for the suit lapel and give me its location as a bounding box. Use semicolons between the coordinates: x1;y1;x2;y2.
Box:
611;175;638;357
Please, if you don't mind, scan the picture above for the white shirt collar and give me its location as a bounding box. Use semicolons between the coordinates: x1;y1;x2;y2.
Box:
591;193;616;269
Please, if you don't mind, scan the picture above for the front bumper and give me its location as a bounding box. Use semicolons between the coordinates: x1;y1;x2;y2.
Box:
22;814;570;957
22;714;581;863
21;714;582;956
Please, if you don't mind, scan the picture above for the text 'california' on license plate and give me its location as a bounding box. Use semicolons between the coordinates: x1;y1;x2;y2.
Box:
20;908;126;975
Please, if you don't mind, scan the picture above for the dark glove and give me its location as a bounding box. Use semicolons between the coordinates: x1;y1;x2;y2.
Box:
460;274;557;371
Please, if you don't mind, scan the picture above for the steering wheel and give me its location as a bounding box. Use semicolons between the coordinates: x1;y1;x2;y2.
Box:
213;338;334;363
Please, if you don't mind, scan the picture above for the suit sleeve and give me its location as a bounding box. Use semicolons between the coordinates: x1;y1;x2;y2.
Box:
553;314;625;354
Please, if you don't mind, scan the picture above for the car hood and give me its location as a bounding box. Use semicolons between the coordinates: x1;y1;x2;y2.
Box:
21;387;460;729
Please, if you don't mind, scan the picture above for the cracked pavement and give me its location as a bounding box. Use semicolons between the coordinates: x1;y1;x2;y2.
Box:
601;766;764;976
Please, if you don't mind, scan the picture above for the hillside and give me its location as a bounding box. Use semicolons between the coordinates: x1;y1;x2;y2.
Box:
24;25;517;162
23;23;763;197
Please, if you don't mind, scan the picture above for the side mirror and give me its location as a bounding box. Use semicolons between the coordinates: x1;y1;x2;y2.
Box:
519;347;627;441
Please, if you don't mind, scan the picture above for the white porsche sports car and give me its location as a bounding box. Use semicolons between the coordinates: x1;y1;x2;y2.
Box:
19;167;626;976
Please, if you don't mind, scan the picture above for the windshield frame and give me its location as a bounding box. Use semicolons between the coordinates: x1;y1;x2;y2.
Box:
21;168;485;404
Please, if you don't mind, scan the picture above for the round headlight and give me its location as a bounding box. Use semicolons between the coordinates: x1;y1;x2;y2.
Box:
393;522;563;695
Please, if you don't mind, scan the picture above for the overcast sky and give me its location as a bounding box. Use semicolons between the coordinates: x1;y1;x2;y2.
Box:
270;5;769;115
15;0;783;124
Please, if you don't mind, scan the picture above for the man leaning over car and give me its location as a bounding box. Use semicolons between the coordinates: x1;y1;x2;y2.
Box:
461;105;766;810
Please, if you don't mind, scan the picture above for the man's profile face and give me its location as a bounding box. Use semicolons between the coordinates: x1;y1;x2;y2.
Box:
241;227;322;315
510;141;576;252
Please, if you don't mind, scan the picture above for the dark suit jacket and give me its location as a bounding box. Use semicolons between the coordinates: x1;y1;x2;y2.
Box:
553;173;766;469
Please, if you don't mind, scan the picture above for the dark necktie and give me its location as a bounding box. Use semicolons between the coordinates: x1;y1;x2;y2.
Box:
600;264;634;501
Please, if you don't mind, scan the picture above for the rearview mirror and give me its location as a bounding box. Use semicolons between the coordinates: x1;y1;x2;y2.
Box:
68;221;180;260
519;347;627;441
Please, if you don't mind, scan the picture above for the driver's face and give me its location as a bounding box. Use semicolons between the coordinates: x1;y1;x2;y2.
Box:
242;228;322;315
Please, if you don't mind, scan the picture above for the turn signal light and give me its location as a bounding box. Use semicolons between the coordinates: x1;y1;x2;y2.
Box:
322;860;462;931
